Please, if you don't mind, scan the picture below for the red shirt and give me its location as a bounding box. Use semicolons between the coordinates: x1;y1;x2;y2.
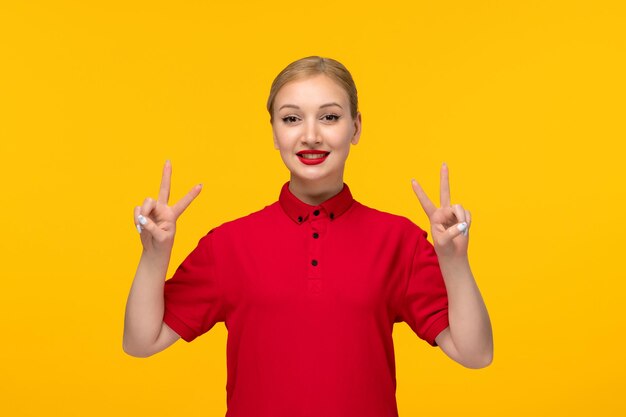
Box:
163;181;450;417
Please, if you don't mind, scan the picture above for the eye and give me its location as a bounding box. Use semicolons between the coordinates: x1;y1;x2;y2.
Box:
322;114;340;122
281;115;299;124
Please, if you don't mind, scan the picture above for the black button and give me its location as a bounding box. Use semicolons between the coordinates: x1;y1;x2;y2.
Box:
297;216;303;222
312;232;319;239
329;212;334;219
311;259;318;266
313;209;320;216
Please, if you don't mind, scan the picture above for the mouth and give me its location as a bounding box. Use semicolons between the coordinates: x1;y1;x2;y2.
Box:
296;151;330;165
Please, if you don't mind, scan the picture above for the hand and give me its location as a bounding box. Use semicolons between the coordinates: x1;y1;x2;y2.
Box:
133;160;202;254
411;163;471;259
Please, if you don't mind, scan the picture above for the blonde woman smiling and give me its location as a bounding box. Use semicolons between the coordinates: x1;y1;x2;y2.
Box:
123;56;493;417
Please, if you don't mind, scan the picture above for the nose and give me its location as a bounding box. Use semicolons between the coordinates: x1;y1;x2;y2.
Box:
302;118;322;146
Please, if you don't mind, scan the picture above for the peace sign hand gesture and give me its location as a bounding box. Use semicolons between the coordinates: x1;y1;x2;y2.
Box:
133;160;203;255
411;163;471;260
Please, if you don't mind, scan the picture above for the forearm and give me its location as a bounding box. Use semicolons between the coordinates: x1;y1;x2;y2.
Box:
123;249;171;356
438;255;493;366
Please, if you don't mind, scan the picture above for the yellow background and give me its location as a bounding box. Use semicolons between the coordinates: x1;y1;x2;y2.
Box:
1;1;624;416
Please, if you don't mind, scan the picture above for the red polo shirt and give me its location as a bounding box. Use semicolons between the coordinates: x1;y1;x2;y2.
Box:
163;181;449;417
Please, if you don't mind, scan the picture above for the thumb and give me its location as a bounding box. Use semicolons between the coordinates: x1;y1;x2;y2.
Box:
137;213;163;240
442;221;468;244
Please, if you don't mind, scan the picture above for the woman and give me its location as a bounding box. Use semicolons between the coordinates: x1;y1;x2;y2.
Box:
123;56;493;417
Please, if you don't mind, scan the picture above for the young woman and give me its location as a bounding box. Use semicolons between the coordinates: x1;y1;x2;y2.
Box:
123;56;493;417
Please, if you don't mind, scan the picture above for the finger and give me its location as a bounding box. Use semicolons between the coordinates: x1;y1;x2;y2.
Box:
464;209;471;236
139;197;157;218
137;198;156;234
134;206;143;233
137;210;160;236
440;162;451;207
171;184;203;219
158;160;172;204
442;220;468;244
451;204;466;224
411;179;437;217
438;206;459;226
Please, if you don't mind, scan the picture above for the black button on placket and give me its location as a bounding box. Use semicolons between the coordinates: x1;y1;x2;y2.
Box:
297;216;303;223
311;210;321;261
307;207;327;285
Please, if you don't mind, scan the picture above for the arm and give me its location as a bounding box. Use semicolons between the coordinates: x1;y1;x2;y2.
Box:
411;163;493;368
435;255;493;369
122;160;201;357
123;250;180;357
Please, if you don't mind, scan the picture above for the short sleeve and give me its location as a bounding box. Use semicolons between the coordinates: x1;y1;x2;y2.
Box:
398;228;449;347
163;229;225;342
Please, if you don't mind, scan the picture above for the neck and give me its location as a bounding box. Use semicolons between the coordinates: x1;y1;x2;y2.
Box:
288;175;344;206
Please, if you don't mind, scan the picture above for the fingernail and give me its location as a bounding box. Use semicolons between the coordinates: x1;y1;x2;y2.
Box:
138;215;147;225
136;224;142;233
442;162;447;168
457;222;467;232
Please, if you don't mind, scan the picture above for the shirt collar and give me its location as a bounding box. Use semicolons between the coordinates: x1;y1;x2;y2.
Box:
279;181;355;224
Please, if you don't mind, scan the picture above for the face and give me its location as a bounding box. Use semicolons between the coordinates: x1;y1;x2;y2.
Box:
271;74;362;185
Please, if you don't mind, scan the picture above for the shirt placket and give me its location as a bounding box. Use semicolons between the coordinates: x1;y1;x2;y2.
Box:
306;207;328;296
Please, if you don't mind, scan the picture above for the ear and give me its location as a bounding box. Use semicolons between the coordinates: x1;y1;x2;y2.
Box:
350;112;362;145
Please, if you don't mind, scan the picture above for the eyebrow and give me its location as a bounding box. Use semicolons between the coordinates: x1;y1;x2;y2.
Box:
278;102;343;111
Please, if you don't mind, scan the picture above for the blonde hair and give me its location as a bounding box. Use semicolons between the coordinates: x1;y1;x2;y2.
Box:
266;56;358;123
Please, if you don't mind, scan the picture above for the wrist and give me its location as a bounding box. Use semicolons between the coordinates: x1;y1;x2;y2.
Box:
437;253;470;269
140;247;172;269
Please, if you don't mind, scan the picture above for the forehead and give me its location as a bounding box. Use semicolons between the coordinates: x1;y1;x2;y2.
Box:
274;74;349;108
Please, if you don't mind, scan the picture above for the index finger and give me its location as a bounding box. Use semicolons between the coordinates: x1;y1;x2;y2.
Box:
158;160;172;204
171;184;203;219
440;162;451;207
411;178;437;217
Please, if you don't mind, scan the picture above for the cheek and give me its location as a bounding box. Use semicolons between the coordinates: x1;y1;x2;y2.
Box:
275;138;295;159
274;128;300;147
273;135;288;151
329;128;355;148
272;127;285;148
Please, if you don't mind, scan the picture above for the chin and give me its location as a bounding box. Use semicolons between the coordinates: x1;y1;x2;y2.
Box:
292;173;327;183
292;168;341;183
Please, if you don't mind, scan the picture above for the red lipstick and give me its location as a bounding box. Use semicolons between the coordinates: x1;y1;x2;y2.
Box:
296;150;330;165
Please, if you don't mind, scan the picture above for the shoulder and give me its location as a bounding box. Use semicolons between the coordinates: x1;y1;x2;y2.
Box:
201;201;280;239
351;200;429;238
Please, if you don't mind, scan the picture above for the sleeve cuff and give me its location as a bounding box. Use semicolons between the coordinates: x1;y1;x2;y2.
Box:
163;308;198;343
423;311;450;347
